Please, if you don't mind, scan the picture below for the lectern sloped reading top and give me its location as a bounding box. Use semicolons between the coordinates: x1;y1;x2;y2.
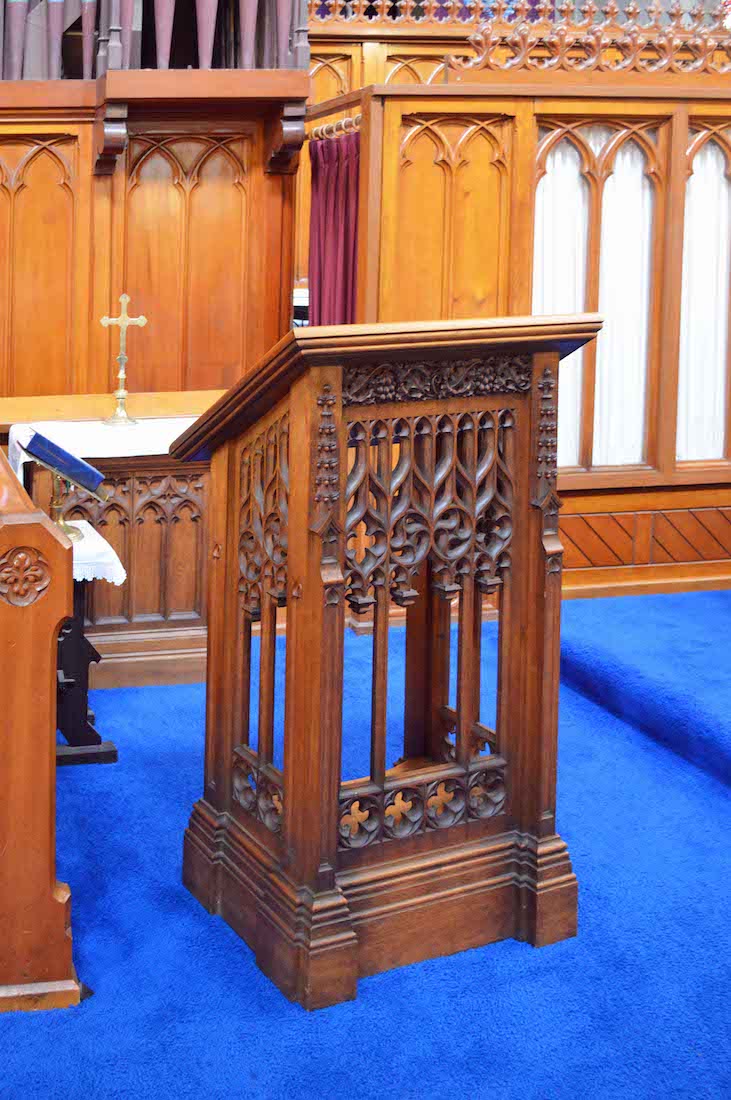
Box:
171;315;602;1009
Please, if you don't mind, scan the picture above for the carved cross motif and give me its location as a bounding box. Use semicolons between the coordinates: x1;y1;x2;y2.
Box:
341;800;370;836
426;781;454;818
384;791;413;826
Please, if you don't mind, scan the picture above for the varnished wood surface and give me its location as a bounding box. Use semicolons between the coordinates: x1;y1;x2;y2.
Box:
0;389;224;435
0;449;81;1012
0;77;304;398
181;317;597;1007
171;315;602;460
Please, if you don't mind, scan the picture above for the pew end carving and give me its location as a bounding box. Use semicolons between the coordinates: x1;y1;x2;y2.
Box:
171;314;602;1009
0;449;81;1013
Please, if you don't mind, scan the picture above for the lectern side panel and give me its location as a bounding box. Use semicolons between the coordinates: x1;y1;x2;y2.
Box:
229;397;289;847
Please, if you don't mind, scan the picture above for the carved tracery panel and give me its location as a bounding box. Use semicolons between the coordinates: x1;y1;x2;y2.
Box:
344;402;517;609
238;410;290;618
0;137;78;397
386;115;512;322
123;133;250;392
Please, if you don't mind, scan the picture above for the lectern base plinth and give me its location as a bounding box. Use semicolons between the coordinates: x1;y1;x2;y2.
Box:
183;800;577;1010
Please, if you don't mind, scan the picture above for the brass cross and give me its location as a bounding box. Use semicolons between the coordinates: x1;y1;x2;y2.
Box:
100;294;147;425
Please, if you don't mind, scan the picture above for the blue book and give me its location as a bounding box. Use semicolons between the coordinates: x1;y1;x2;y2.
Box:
23;431;106;496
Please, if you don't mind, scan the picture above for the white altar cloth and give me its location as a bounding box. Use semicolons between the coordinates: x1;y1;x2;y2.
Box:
68;521;127;586
8;416;197;478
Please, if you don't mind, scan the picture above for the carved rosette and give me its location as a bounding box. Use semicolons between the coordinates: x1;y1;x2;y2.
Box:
338;793;382;849
383;788;423;839
468;769;507;819
0;547;51;607
338;763;505;850
425;778;466;829
231;756;283;836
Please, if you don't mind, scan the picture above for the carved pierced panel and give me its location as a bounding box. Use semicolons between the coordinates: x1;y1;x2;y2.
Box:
451;1;731;76
238;409;290;618
62;462;208;628
232;746;284;836
338;759;506;851
345;404;516;609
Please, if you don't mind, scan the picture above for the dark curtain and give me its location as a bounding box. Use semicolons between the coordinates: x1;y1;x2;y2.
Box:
308;131;360;326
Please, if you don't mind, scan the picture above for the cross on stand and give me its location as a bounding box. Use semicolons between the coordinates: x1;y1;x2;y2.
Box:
100;293;148;426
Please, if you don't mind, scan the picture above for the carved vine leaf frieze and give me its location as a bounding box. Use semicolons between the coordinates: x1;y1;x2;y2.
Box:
342;356;532;407
345;408;515;610
337;762;506;851
239;413;290;617
0;547;51;607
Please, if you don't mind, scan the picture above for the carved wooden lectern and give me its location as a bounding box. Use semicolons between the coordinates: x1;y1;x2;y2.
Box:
171;315;601;1009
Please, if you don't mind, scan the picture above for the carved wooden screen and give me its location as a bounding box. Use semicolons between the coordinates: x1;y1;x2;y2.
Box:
232;399;290;843
62;460;209;630
335;356;531;855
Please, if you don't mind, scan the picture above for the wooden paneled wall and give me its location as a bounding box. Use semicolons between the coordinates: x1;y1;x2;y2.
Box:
305;79;731;595
0;76;304;398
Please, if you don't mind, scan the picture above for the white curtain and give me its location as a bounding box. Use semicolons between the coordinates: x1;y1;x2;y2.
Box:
532;138;588;468
592;139;653;466
676;139;730;462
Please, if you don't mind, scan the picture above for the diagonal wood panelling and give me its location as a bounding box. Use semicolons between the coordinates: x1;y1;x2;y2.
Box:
561;504;731;570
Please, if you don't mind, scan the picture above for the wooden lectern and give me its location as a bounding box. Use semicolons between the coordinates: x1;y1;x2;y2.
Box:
171;315;602;1009
0;450;81;1012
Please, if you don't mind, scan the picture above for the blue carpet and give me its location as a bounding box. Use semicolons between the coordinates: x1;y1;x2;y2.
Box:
0;598;730;1099
562;591;731;786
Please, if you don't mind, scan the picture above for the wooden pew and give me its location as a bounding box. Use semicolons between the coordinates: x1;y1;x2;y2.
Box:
0;449;81;1012
172;314;601;1008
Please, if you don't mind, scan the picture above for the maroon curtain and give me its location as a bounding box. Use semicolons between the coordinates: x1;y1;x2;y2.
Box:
308;131;360;327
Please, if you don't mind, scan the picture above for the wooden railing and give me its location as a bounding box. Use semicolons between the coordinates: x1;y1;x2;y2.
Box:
0;450;80;1012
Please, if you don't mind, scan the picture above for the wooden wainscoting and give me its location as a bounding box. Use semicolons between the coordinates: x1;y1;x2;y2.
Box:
27;455;210;687
560;486;731;598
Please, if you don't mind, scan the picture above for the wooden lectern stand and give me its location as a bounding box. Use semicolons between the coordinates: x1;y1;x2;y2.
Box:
171;315;602;1009
0;450;81;1012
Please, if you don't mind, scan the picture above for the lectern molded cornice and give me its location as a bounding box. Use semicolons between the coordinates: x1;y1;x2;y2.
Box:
170;314;602;461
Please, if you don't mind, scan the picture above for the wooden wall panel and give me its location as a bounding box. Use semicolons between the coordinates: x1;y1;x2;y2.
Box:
560;487;731;595
0;137;79;397
122;134;252;392
379;112;512;322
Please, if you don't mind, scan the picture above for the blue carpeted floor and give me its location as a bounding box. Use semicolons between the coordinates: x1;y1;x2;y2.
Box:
1;593;730;1099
